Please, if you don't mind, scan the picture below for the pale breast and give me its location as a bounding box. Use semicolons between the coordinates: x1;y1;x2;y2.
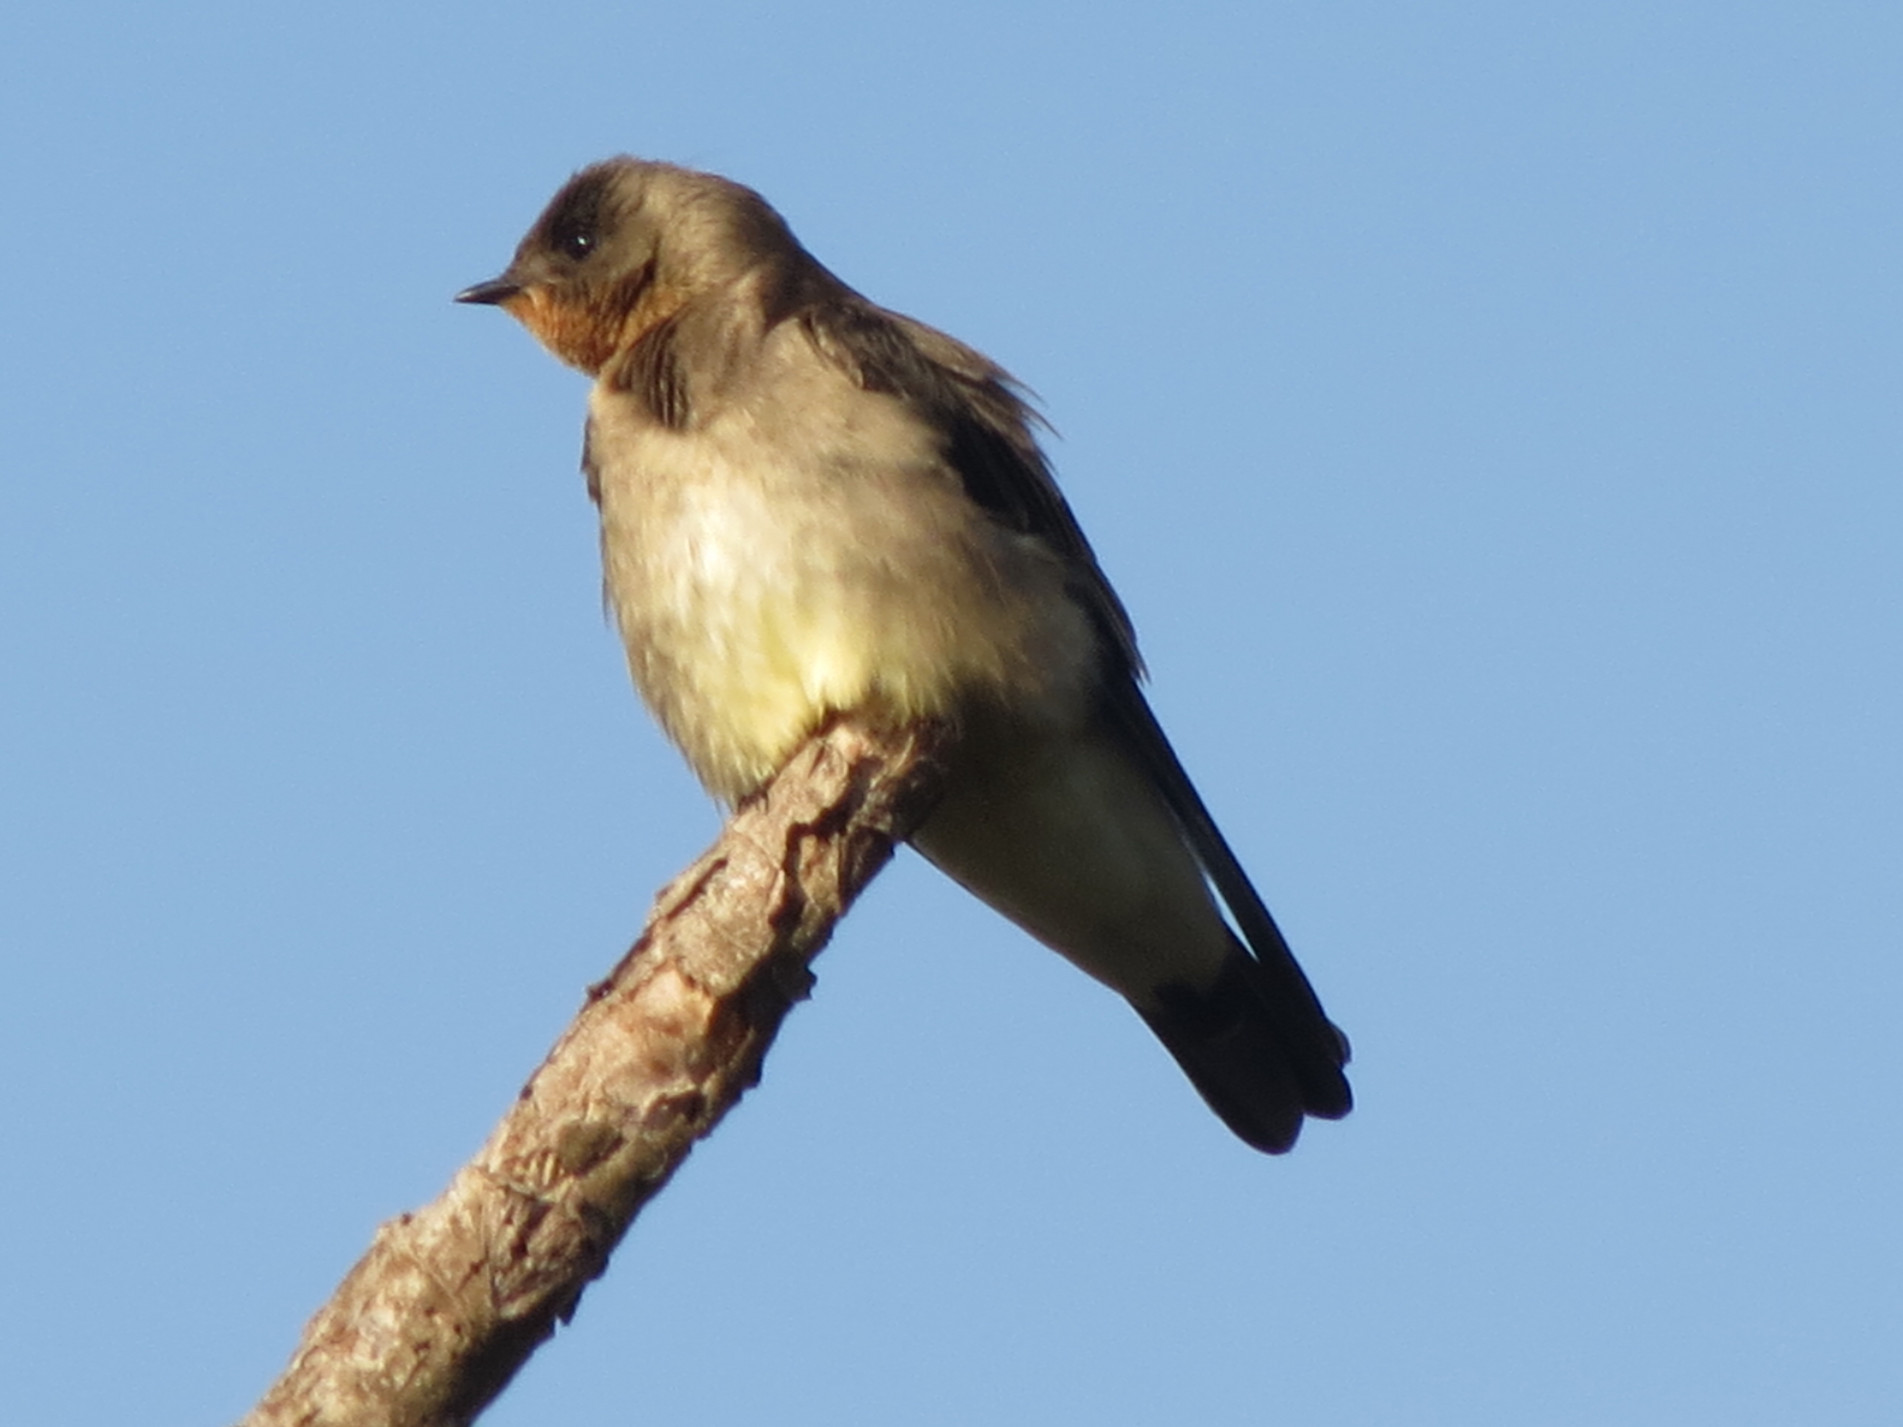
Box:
586;337;1098;801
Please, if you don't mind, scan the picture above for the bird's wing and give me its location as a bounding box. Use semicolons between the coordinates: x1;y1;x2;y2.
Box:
801;294;1350;1112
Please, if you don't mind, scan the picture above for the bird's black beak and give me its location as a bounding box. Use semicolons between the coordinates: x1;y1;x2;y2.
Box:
454;276;522;305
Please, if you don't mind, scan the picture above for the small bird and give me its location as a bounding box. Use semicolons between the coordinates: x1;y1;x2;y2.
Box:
458;157;1350;1152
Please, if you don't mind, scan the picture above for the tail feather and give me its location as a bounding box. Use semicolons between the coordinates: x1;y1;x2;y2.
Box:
1138;946;1352;1154
1103;683;1353;1148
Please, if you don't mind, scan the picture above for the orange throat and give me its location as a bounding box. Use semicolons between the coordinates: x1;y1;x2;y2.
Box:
506;274;679;377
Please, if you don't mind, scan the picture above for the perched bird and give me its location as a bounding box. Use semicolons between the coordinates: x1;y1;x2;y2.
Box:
458;157;1350;1152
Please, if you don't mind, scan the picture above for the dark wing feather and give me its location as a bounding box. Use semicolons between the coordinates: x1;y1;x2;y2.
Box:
1103;683;1353;1118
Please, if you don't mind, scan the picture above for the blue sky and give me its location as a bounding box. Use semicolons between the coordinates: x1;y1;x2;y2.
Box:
3;4;1899;1424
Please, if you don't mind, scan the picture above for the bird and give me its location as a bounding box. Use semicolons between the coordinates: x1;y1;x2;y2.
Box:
457;157;1351;1153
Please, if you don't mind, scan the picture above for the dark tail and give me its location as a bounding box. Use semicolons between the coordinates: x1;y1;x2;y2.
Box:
1105;680;1353;1152
1138;945;1352;1154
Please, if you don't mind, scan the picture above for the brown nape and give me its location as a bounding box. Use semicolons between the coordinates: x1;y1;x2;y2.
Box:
1138;949;1352;1154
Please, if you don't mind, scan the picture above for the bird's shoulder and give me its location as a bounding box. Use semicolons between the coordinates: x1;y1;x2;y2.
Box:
794;293;1142;676
591;273;1142;677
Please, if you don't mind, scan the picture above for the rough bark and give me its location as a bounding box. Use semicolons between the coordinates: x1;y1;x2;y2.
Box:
239;717;950;1427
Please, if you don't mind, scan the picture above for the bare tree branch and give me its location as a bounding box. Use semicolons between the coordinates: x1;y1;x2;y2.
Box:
239;717;951;1427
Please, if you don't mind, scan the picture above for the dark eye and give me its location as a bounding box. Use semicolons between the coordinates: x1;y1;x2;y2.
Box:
541;172;611;263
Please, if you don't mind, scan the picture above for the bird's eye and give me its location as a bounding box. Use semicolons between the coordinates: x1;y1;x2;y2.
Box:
555;223;595;260
540;171;611;265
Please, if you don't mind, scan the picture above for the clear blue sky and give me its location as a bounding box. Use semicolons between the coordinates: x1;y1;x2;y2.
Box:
3;4;1898;1424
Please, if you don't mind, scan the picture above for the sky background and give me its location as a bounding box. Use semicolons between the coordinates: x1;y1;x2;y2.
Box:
3;4;1899;1424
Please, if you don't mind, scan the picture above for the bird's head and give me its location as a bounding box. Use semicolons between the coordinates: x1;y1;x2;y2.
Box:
457;156;798;375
